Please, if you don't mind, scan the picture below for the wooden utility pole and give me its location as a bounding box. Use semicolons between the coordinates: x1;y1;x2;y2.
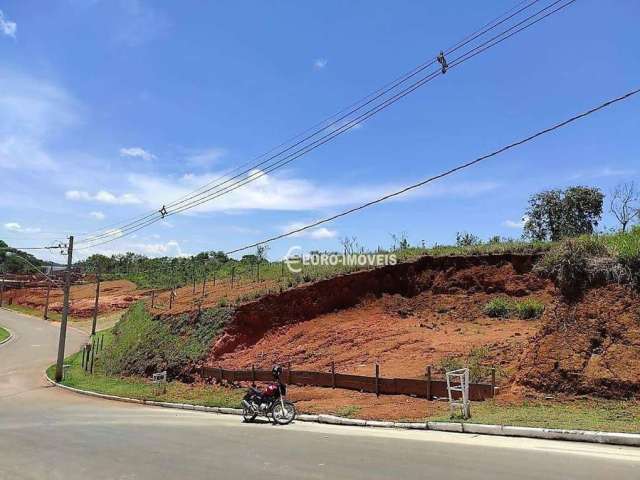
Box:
91;267;101;336
43;282;51;320
0;264;4;308
55;236;74;382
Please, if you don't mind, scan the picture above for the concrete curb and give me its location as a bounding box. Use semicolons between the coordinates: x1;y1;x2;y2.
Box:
44;374;640;447
0;325;14;346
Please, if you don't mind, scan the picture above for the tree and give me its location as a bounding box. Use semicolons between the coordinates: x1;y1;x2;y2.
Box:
523;186;604;241
610;181;639;232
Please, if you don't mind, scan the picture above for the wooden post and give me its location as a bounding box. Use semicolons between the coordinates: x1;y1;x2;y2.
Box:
256;262;260;282
219;367;224;383
43;282;51;320
90;337;96;374
192;264;196;295
0;266;4;307
251;364;256;385
151;290;155;309
81;345;86;370
202;271;207;296
91;268;101;336
331;362;336;389
491;367;496;399
426;365;432;401
375;363;380;397
169;289;174;309
213;270;216;286
231;267;235;287
287;362;291;384
281;260;285;279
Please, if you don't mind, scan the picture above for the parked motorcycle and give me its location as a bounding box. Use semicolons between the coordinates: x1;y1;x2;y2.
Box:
242;365;297;425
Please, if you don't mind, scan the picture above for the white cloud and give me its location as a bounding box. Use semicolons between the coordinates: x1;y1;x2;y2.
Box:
282;222;337;239
89;211;105;220
116;0;170;47
0;10;17;38
503;215;529;229
186;147;226;167
313;58;328;70
4;222;40;233
125;170;498;214
65;189;141;204
119;147;155;161
0;69;79;171
570;167;636;180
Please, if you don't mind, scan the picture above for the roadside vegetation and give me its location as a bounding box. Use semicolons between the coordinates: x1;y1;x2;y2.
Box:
0;326;10;343
101;302;232;378
483;298;545;319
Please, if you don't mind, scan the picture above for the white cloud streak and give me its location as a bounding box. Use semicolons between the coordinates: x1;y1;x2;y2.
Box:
313;58;328;70
0;10;17;38
120;146;156;161
65;190;141;204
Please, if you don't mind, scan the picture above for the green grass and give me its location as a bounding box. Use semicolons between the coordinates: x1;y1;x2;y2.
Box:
4;303;64;322
482;298;544;320
335;405;362;418
427;399;640;433
46;328;244;409
0;325;9;343
101;301;232;377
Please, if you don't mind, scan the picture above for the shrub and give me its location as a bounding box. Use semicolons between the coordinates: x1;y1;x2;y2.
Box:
514;299;545;319
101;302;232;378
483;298;513;318
438;347;492;382
534;236;613;297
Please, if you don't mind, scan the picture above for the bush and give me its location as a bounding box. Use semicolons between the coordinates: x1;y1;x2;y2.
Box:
438;347;492;382
535;235;635;296
483;298;513;318
514;299;545;319
101;302;233;378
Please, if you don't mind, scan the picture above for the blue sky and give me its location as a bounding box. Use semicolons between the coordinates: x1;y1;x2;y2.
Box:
0;0;638;262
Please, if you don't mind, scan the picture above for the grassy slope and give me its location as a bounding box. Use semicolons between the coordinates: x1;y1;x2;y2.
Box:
0;326;9;343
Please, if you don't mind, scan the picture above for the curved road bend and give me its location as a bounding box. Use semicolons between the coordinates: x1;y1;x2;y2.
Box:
1;308;639;480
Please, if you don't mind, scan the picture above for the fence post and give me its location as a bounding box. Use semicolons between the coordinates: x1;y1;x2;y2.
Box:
0;266;4;307
192;264;197;295
169;289;174;310
151;290;155;309
375;363;380;397
287;362;291;384
331;361;335;389
43;281;51;320
81;345;86;370
426;365;432;401
231;267;235;288
491;367;496;399
251;364;256;385
90;337;96;374
219;367;224;383
91;268;101;336
202;271;207;296
213;270;216;286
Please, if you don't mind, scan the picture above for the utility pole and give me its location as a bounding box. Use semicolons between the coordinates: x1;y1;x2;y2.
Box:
55;236;74;382
0;264;4;308
91;266;101;336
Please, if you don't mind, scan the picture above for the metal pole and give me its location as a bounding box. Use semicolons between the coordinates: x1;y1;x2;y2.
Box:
0;264;4;307
91;267;101;336
43;281;51;320
55;236;74;382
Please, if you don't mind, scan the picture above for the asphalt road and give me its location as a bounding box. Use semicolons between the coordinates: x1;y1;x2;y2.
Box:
1;308;639;480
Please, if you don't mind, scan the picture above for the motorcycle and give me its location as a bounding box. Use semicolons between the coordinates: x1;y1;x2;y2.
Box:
242;365;297;425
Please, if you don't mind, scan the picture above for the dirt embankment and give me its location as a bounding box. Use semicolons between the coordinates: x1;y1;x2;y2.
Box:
516;284;640;398
4;280;147;317
208;253;542;360
203;252;640;400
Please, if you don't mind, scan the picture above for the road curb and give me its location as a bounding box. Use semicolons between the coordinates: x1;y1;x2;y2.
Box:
44;374;640;447
0;325;14;346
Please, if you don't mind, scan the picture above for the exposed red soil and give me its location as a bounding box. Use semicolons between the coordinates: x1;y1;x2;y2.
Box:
516;284;640;398
209;262;555;391
4;280;148;317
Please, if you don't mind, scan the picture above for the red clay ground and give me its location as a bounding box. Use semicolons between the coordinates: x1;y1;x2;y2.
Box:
4;280;148;317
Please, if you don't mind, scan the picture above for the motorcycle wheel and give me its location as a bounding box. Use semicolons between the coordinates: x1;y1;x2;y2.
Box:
271;401;296;425
242;404;257;423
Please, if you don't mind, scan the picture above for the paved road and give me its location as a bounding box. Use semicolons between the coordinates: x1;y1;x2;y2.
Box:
1;308;639;480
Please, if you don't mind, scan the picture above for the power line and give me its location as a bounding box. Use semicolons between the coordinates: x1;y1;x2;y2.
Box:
75;0;549;246
223;87;640;255
76;0;574;250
